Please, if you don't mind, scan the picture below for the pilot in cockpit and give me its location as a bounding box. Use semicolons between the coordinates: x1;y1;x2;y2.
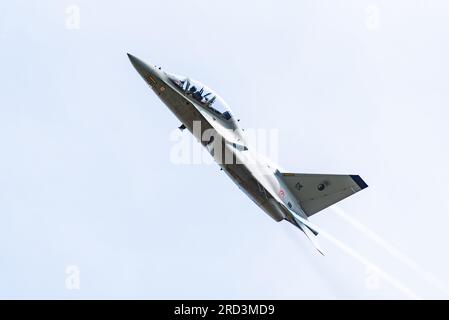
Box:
167;74;233;121
188;85;197;95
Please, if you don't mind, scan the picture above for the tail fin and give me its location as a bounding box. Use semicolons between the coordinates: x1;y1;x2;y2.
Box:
281;173;368;217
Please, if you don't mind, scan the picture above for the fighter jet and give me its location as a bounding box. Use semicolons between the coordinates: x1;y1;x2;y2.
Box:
127;54;368;255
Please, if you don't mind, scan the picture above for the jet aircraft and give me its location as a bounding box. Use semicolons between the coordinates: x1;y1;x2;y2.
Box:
128;54;368;255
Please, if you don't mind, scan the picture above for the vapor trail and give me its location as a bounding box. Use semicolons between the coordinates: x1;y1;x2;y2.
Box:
293;216;421;299
332;206;449;297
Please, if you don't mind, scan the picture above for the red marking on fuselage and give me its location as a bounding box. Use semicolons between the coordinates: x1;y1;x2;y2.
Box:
279;189;285;199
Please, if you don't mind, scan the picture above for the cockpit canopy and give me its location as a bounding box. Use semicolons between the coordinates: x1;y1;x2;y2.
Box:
167;74;232;120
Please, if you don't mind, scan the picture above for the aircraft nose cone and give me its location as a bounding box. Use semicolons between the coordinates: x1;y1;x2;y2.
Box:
127;53;139;64
127;53;161;86
127;53;147;73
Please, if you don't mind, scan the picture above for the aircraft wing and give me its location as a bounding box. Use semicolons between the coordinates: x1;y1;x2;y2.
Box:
282;173;368;217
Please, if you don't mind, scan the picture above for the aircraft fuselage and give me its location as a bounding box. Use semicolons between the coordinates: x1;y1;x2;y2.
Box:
127;54;303;225
127;54;369;255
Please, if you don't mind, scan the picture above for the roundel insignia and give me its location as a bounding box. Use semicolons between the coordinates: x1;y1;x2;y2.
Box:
279;189;285;199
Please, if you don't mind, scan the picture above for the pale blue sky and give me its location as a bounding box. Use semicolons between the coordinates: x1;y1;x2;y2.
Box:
1;0;449;299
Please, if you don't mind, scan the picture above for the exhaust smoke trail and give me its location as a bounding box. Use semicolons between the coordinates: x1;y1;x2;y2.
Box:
316;226;421;299
290;213;421;299
332;206;449;297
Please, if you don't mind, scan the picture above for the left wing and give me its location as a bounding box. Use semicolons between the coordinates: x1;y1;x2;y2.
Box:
282;173;368;217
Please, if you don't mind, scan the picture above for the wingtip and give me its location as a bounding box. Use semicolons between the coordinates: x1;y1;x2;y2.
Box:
350;175;368;190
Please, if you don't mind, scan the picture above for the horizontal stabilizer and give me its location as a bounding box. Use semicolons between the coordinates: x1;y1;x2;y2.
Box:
300;222;324;255
289;210;324;255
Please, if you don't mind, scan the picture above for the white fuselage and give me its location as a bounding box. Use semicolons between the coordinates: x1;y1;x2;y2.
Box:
128;55;309;226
